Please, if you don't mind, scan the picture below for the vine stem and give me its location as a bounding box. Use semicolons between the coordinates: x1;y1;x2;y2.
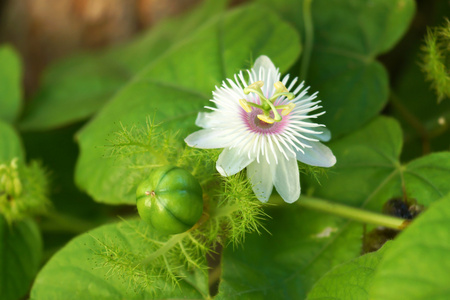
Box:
300;0;314;81
140;231;189;266
291;196;409;230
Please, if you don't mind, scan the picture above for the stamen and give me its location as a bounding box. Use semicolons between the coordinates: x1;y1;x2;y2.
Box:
274;81;289;93
243;81;266;103
243;81;284;123
281;103;296;116
247;81;264;90
239;99;252;113
269;82;296;102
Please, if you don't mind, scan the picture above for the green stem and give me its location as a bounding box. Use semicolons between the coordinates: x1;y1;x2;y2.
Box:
269;92;294;102
300;0;314;81
244;87;266;102
140;231;188;266
296;196;408;230
246;101;264;110
264;99;282;121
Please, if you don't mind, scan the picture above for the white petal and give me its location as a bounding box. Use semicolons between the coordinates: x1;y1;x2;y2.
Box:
195;112;213;128
247;160;274;203
273;156;300;203
216;148;254;176
296;141;336;167
317;127;331;142
295;119;332;142
253;55;278;85
184;129;230;149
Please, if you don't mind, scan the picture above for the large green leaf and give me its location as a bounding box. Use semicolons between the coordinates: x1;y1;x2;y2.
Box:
0;120;24;162
310;118;450;209
217;117;450;299
19;0;228;131
0;217;42;300
216;207;363;300
31;219;207;300
258;0;415;137
0;45;22;123
306;242;391;300
75;4;301;205
369;193;450;300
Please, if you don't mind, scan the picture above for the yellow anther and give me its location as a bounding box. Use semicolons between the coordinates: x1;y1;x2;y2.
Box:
249;81;264;89
239;99;252;113
274;81;288;93
257;114;275;124
281;103;296;116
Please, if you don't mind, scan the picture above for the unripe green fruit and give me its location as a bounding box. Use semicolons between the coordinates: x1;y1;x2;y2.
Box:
136;165;203;235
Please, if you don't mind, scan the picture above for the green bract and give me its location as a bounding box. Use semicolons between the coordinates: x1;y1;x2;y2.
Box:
136;166;203;235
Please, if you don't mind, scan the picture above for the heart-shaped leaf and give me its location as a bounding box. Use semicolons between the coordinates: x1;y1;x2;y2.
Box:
257;0;415;137
369;193;450;300
306;242;391;300
31;219;207;299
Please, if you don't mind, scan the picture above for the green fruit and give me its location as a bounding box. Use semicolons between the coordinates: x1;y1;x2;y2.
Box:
136;166;203;235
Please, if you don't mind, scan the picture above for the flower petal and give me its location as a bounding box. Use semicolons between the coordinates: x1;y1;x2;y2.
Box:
216;148;254;176
254;55;276;72
253;55;278;87
294;119;331;142
184;129;230;149
296;141;336;167
247;160;274;203
195;112;212;128
317;127;331;142
273;156;300;203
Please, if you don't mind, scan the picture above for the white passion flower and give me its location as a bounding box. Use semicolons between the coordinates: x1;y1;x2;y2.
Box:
185;55;336;203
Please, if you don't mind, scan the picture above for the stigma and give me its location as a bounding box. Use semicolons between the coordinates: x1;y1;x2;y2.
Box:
239;81;295;123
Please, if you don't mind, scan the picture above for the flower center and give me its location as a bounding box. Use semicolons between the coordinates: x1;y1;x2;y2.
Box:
239;81;296;124
254;115;273;129
243;108;285;134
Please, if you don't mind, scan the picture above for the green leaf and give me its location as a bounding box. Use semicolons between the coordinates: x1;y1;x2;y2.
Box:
0;120;24;162
369;193;450;300
31;219;207;300
217;117;450;298
19;56;129;130
19;0;228;131
0;45;22;123
216;207;363;300
313;118;450;210
311;0;415;137
306;242;391;300
75;3;301;205
0;217;42;300
258;0;415;137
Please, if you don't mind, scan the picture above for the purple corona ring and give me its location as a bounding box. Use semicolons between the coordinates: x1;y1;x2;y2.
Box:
185;55;336;203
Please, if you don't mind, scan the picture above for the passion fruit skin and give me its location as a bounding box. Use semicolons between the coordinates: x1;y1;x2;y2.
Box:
136;166;203;235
